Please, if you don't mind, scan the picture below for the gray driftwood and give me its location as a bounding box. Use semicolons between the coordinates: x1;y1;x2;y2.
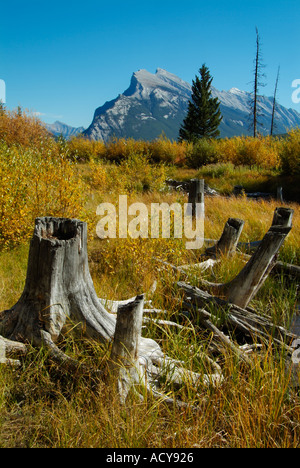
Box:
178;281;297;366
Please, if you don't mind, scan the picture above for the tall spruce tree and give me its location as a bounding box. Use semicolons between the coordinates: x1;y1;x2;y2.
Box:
179;64;222;141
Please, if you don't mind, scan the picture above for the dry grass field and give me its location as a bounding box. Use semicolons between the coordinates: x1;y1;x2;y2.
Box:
0;111;299;447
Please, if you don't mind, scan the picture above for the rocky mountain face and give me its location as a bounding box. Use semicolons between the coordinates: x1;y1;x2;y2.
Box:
45;121;85;139
81;68;300;141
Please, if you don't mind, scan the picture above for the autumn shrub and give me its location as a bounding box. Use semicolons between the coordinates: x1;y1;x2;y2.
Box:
148;137;189;165
104;138;149;163
67;136;106;162
0;107;49;148
216;136;244;164
185;138;219;168
280;127;300;175
215;136;281;169
89;151;168;195
0;140;86;249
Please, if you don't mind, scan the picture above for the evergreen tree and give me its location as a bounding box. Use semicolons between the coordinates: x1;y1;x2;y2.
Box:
179;64;222;141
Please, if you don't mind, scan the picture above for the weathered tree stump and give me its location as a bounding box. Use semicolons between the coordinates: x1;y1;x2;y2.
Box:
109;295;144;404
205;218;245;258
0;218;113;344
224;225;291;308
271;207;293;228
0;218;161;363
0;217;215;405
187;179;204;217
207;208;294;309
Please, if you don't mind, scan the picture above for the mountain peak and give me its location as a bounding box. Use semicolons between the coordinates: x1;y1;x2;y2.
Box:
83;68;300;142
228;87;246;95
131;68;191;93
45;121;85;139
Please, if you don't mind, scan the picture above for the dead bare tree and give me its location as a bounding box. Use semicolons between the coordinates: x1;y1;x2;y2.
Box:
270;66;280;136
249;27;266;137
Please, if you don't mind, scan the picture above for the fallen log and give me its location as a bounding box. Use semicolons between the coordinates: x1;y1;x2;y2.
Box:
195;308;252;365
166;179;219;196
178;281;297;354
271;261;300;280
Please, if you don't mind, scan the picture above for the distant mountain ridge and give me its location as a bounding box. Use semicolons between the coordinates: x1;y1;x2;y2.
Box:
45;121;85;139
83;68;300;141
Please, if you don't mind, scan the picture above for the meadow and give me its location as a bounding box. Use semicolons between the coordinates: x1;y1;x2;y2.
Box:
0;109;299;448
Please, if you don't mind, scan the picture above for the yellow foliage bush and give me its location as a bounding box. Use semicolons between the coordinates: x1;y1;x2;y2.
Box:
0;107;49;147
104;138;149;163
280;127;300;175
67;136;106;162
65;132;298;174
0;140;86;248
148;137;189;164
89;152;168;195
216;136;281;169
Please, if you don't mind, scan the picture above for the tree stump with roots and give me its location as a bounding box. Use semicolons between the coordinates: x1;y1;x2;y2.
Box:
0;218;163;366
0;217;208;405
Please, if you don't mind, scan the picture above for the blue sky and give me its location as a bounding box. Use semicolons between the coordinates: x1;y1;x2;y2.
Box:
1;0;299;128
